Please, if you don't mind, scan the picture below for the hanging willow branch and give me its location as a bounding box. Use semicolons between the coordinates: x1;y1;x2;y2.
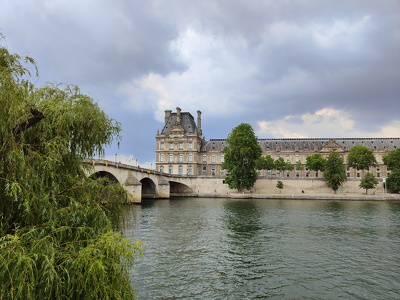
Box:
12;106;44;135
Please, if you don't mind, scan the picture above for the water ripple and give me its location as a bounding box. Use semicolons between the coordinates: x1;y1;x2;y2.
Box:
123;198;400;299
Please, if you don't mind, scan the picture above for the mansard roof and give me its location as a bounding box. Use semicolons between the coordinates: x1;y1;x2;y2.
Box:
203;137;400;152
161;112;198;135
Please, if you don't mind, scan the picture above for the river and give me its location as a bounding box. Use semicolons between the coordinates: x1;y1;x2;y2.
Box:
121;197;400;299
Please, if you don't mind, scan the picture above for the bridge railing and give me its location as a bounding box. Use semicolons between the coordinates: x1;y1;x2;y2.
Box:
83;159;226;179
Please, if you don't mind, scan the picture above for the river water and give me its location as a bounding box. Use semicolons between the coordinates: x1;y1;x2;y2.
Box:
121;198;400;299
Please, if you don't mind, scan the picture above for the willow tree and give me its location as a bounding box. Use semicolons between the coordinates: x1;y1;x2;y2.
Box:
0;42;142;299
222;123;262;192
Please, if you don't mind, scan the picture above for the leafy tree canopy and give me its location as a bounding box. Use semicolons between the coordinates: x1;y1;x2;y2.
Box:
386;169;400;190
0;41;142;299
276;180;284;190
256;154;275;170
324;151;347;192
306;153;326;172
295;161;304;170
274;157;294;171
359;172;379;194
222;123;262;192
347;145;377;170
383;149;400;171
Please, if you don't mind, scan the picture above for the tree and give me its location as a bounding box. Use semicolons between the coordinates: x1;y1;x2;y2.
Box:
383;149;400;190
0;42;142;299
386;170;400;190
256;154;275;170
324;151;347;193
222;123;262;192
274;157;294;175
276;180;284;193
383;149;400;171
347;145;377;171
359;172;379;194
295;161;304;171
306;153;326;172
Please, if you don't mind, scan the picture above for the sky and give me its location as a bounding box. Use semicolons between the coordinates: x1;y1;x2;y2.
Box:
1;0;399;167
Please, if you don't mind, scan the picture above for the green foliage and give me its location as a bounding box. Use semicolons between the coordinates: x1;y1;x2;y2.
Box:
359;172;379;194
383;149;400;171
324;151;347;192
256;155;275;170
295;161;304;170
222;123;262;192
386;169;400;190
276;180;284;193
347;145;377;170
274;157;294;171
383;149;400;190
0;43;142;299
306;153;326;172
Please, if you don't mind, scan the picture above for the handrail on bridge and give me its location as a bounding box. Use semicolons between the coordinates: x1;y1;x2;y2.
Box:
83;158;202;179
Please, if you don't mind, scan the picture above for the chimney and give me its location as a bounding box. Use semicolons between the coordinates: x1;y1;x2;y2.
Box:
164;110;172;125
176;107;181;124
197;110;202;131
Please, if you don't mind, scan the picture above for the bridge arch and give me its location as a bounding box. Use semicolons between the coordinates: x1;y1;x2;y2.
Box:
141;177;157;198
90;171;119;183
169;181;193;194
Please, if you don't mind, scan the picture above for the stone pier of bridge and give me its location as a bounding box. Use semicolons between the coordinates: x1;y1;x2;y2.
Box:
85;159;171;203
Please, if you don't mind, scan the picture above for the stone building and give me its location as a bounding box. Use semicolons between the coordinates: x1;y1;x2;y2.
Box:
156;108;400;179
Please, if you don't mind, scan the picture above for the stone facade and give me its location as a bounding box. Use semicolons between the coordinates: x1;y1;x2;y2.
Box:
156;108;400;179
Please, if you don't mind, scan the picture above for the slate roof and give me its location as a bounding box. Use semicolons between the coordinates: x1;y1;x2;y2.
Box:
202;138;400;152
161;112;198;135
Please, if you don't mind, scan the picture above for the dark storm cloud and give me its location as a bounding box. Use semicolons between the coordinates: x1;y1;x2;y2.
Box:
1;0;399;165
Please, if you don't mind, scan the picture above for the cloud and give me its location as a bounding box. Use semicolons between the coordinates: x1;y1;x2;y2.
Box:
1;0;400;164
256;107;400;138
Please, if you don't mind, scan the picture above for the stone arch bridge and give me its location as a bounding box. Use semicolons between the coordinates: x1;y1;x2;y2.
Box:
84;159;195;203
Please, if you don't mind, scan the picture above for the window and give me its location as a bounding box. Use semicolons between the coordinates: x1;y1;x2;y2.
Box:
276;154;280;159
375;155;380;163
189;141;193;149
347;173;350;177
315;172;318;177
221;154;225;162
179;142;183;150
160;166;164;173
169;143;174;150
178;166;183;175
160;142;164;150
169;166;173;174
211;154;216;162
179;153;183;162
188;153;193;162
377;173;380;177
357;173;360;177
295;154;299;162
211;166;216;176
286;154;290;162
169;153;173;162
160;153;164;162
188;166;193;175
203;155;207;162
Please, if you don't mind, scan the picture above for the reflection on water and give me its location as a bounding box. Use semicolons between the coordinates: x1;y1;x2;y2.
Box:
122;198;400;299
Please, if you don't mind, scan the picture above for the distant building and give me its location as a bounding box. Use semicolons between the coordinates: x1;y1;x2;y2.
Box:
156;108;400;179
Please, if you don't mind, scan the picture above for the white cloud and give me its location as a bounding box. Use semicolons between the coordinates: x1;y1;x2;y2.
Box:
119;27;258;121
256;107;400;138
